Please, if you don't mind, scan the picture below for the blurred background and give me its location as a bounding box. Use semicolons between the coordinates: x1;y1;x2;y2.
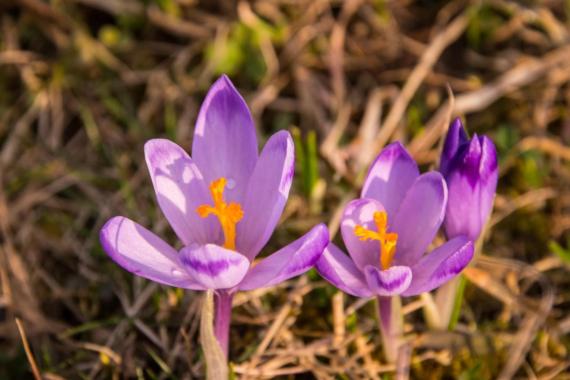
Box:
1;0;569;378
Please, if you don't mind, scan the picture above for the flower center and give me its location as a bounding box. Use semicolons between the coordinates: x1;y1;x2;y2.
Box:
196;177;244;250
354;211;398;270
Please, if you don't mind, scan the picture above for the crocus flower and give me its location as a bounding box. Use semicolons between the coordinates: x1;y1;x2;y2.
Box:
432;119;498;332
440;117;498;241
315;142;474;361
100;75;329;355
316;142;474;299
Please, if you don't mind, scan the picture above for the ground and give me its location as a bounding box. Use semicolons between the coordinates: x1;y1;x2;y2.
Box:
1;0;569;379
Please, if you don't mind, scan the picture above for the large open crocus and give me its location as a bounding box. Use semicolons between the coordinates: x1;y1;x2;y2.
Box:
100;75;329;356
316;142;474;361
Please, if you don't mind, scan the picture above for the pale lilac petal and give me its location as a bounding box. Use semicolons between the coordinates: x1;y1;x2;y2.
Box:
238;224;328;291
361;142;419;218
444;135;498;241
192;75;258;203
237;131;295;259
179;244;250;290
440;117;468;177
145;139;220;246
341;198;386;271
364;265;412;296
100;217;203;290
392;172;447;266
402;237;473;296
316;243;372;297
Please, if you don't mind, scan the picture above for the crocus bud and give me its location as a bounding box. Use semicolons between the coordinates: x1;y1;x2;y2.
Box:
440;118;498;241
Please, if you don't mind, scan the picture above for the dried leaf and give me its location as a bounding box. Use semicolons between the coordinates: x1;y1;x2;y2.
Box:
200;291;228;380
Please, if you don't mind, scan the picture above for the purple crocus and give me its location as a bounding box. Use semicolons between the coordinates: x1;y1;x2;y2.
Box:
315;142;474;360
100;75;329;356
440;117;498;241
316;142;474;299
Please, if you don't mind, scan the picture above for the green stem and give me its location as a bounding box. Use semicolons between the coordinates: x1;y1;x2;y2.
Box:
434;220;488;329
433;276;459;330
447;275;467;330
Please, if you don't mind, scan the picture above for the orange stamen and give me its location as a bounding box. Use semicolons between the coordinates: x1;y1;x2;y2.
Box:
197;178;244;250
353;211;398;270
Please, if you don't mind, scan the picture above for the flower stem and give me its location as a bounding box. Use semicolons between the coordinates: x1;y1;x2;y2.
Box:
447;274;467;330
421;292;442;329
433;276;463;330
213;291;233;357
434;218;489;329
376;295;403;363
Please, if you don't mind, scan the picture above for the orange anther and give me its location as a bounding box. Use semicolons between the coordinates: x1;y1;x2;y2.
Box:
197;177;244;250
354;211;398;270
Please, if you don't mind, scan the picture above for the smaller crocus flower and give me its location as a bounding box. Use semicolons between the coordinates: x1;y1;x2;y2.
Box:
316;142;474;361
440;118;498;241
316;142;474;299
100;75;329;356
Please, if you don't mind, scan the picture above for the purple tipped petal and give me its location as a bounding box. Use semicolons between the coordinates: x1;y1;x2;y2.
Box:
237;131;295;260
459;135;484;187
238;224;328;291
341;198;386;271
145;139;220;246
179;244;250;290
444;136;498;241
364;265;412;296
361;142;419;218
316;243;372;297
100;217;203;290
440;117;469;176
478;135;499;216
192;75;258;203
392;172;447;266
402;237;473;296
479;136;499;181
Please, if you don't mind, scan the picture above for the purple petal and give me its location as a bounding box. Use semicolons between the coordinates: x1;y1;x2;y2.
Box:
444;136;498;241
236;131;295;259
392;172;447;266
145;139;220;246
457;135;483;186
402;237;473;296
179;244;250;290
440;117;469;177
341;198;386;272
361;142;419;218
364;265;412;296
100;217;203;289
315;243;372;297
479;136;498;181
453;134;498;188
238;224;328;291
478;136;499;217
192;75;258;203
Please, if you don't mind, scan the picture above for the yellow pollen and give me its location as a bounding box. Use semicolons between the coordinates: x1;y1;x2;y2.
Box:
354;211;398;270
196;178;244;250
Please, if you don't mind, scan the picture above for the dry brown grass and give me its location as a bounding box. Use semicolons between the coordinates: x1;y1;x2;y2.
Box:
1;0;570;378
